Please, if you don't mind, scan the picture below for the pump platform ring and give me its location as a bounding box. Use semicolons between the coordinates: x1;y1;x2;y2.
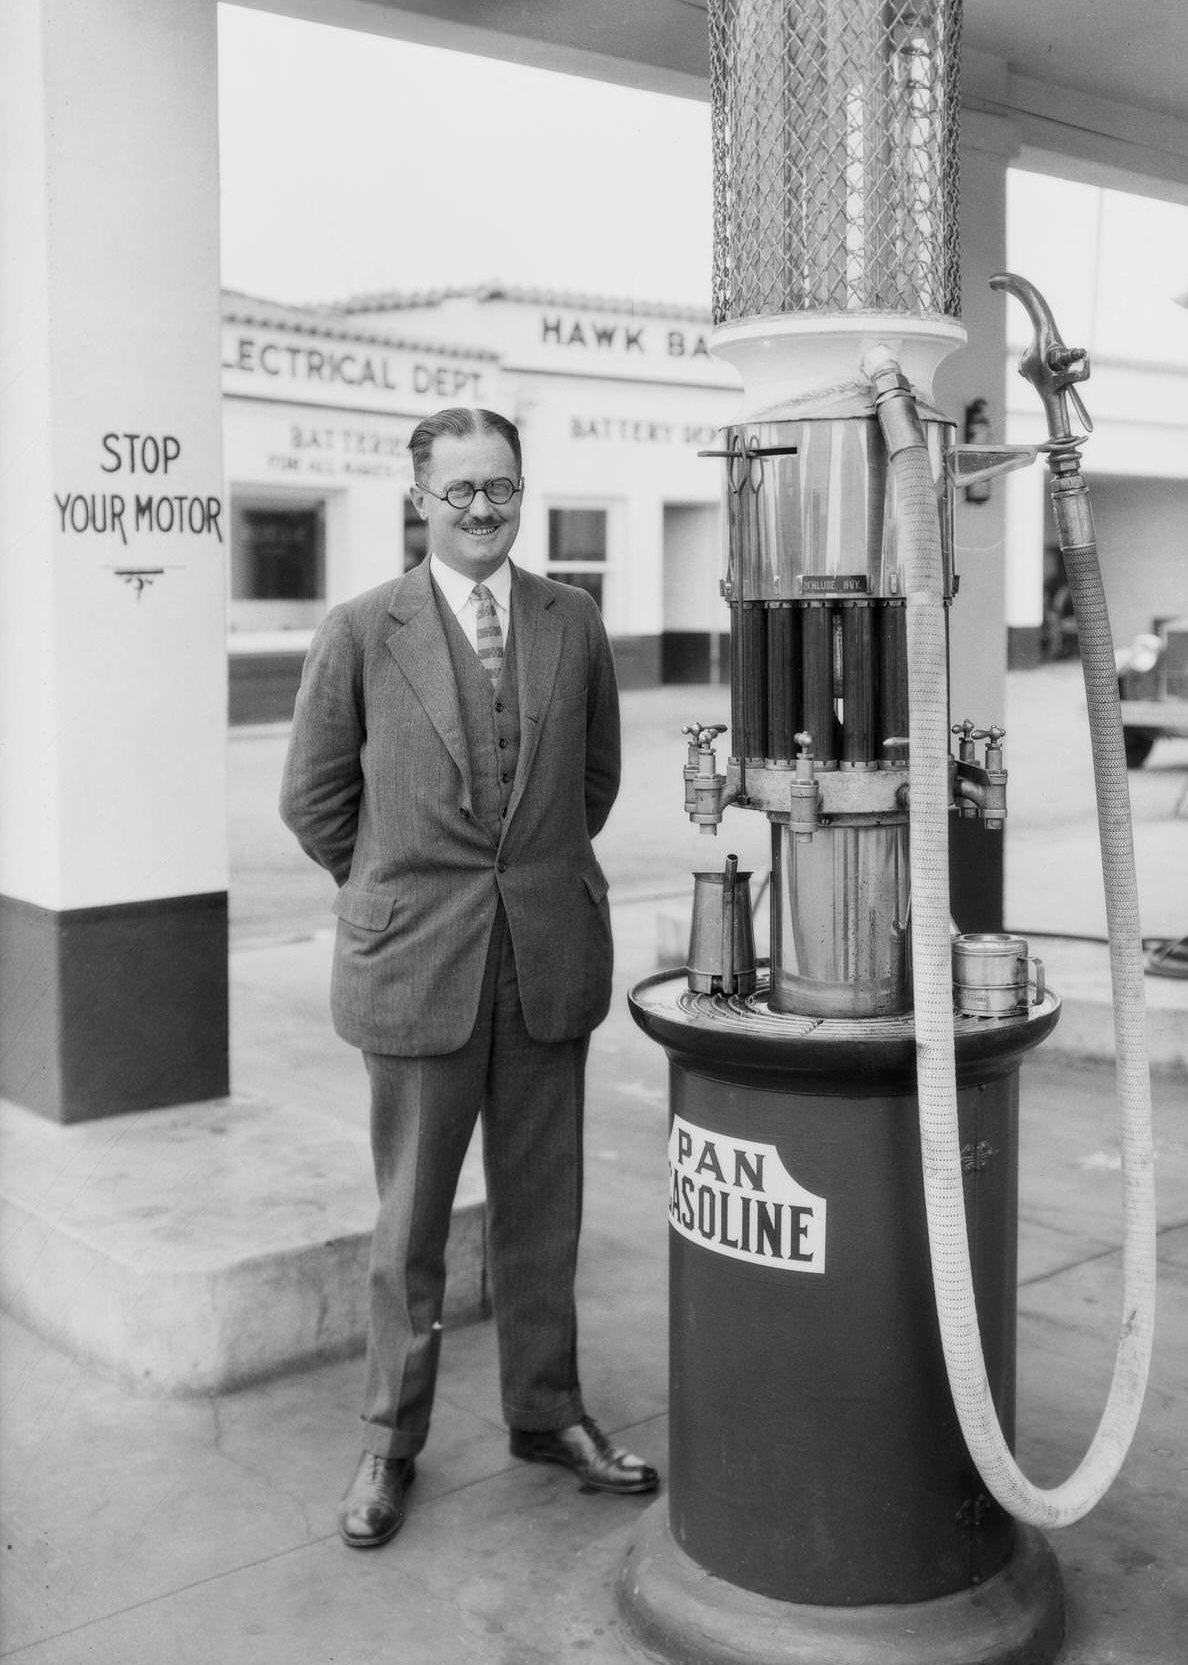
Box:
630;967;1061;1093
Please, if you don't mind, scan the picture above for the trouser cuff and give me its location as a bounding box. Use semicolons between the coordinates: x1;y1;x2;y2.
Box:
504;1393;585;1434
361;1420;425;1461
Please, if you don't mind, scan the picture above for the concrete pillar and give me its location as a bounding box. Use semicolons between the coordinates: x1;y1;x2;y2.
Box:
0;0;228;1121
934;112;1021;932
1004;445;1049;668
936;112;1022;723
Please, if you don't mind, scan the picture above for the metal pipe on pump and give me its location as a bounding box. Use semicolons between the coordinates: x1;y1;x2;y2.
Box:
617;4;1153;1663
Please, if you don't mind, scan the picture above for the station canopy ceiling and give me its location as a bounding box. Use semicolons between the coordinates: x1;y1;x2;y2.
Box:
269;0;1187;127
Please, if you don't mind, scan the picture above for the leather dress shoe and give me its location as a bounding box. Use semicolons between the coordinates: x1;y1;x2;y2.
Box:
337;1451;416;1548
509;1415;659;1495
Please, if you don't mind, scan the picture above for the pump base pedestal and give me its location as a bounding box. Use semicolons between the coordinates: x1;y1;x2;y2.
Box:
617;1502;1064;1665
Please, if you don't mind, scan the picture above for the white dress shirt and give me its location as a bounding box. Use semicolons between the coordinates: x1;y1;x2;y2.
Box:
429;554;512;654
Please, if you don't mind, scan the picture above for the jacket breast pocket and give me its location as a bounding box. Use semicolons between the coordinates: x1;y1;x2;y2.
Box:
333;883;398;931
549;682;589;709
581;868;609;906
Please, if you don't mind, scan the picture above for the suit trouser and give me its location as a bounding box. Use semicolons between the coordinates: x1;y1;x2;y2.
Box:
360;903;588;1459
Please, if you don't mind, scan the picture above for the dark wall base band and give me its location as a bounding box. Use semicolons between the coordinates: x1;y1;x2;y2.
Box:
0;891;229;1123
660;631;731;685
608;633;661;690
227;633;737;724
230;651;307;725
1007;625;1044;670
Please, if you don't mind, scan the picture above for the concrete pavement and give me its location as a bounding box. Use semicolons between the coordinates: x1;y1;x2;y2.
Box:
2;667;1187;1663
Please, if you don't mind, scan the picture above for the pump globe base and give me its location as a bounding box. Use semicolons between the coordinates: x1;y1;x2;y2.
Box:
710;313;967;424
617;1503;1064;1665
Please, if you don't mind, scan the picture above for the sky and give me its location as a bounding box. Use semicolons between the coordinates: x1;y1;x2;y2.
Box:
215;4;714;309
216;3;1188;367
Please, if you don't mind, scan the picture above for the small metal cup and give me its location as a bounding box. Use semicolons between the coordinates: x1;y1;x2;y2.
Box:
952;932;1045;1017
687;856;757;997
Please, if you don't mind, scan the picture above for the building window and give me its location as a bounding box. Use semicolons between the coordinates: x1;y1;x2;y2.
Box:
548;507;607;611
233;506;324;601
229;495;328;634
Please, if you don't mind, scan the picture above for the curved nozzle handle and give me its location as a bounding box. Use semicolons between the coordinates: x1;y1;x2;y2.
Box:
721;853;738;996
990;270;1093;445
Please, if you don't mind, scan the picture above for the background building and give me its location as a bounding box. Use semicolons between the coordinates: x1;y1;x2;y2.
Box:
222;289;501;718
224;283;740;719
225;264;1188;724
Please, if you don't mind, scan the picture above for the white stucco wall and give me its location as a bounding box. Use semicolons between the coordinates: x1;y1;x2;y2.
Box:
220;293;743;648
2;0;227;909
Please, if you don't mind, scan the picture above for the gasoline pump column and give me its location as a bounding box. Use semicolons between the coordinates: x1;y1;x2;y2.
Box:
617;4;1068;1663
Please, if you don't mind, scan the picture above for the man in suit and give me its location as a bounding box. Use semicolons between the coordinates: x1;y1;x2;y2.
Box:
280;406;658;1549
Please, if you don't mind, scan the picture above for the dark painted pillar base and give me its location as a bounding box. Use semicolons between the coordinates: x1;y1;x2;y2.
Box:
0;891;229;1123
618;1503;1064;1665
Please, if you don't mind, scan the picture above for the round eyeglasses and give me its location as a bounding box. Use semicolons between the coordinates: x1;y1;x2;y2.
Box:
420;476;523;510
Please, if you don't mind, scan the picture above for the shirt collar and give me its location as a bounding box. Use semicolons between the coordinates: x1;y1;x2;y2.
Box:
429;554;512;617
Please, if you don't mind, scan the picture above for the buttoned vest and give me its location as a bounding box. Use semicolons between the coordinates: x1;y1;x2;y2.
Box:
436;586;521;841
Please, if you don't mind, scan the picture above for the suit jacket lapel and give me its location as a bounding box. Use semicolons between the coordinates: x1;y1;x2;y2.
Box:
385;562;471;794
508;567;563;820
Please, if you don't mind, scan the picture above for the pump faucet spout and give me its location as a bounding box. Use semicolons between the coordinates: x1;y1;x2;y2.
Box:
683;721;731;833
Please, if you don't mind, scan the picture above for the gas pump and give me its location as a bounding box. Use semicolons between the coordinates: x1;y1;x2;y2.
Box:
617;4;1156;1664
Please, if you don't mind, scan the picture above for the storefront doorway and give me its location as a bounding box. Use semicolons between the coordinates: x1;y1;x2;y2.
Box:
230;494;326;633
229;491;328;722
661;502;725;683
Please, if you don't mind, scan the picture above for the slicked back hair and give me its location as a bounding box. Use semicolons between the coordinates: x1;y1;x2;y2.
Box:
408;407;522;486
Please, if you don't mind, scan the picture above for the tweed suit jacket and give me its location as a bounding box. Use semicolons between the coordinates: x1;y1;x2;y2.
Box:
279;558;621;1055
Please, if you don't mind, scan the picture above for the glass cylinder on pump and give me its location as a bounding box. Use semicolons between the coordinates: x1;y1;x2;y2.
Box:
723;411;955;1017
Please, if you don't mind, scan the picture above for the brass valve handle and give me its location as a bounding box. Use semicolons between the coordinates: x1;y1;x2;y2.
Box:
950;720;977;762
954;723;1006;767
683;722;726;748
791;732;818;785
977;725;1006;768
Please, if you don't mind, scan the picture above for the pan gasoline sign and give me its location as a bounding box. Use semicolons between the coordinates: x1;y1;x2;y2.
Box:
668;1114;826;1273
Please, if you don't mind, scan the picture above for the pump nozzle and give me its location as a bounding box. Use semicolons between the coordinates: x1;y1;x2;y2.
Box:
990;271;1093;452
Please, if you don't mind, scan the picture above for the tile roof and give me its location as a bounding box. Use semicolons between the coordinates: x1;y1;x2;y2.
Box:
220;288;498;360
327;281;713;324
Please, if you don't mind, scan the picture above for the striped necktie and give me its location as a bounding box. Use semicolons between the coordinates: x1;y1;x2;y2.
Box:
471;583;505;687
